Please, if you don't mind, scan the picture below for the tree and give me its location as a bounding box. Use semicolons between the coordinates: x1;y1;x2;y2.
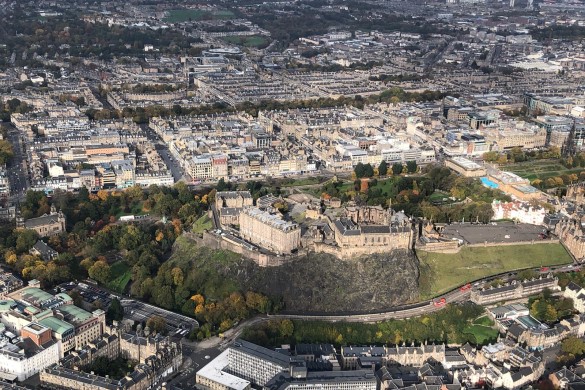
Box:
0;140;14;165
483;151;499;162
561;336;585;356
15;230;39;254
354;163;366;179
406;160;418;174
216;178;227;191
146;315;167;334
378;160;388;176
171;267;184;286
88;260;111;284
392;163;403;175
354;163;374;179
279;319;294;337
107;298;124;323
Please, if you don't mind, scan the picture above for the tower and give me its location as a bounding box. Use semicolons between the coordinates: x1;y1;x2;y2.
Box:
562;118;577;158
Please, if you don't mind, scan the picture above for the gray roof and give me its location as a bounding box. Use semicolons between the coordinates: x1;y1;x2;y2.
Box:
232;339;291;367
361;225;391;234
24;214;61;229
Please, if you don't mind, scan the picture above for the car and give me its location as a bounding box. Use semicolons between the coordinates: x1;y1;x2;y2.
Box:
460;283;472;291
204;355;210;359
540;266;550;272
433;298;446;307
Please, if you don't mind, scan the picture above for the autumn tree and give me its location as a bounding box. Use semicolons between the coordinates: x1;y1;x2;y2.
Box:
279;319;294;337
0;140;14;165
88;260;111;284
146;315;167;334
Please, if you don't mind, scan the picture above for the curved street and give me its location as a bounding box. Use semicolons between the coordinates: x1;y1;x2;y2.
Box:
185;263;577;352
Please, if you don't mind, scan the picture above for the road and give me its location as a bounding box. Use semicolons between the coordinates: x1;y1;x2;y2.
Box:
185;263;578;353
5;124;29;197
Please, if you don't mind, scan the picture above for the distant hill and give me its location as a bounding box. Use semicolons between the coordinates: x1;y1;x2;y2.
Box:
168;235;420;314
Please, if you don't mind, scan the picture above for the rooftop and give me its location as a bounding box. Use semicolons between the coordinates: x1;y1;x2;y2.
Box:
39;316;75;335
58;304;93;324
231;339;291;367
196;349;251;390
241;208;298;232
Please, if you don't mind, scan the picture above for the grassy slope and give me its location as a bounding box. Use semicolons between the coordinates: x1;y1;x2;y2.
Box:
192;215;213;234
107;261;132;293
418;243;572;298
221;35;269;48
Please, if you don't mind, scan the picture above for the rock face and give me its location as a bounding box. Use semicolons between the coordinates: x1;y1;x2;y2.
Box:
247;250;420;313
170;236;420;314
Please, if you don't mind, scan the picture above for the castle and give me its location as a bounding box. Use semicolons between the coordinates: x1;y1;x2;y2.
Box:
212;191;414;263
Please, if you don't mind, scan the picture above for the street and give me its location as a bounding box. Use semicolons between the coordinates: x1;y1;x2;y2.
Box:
5;124;29;198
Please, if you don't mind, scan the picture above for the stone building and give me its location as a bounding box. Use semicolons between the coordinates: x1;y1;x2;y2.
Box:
470;276;559;305
555;216;585;261
566;182;585;206
215;191;253;209
239;207;301;254
215;191;254;227
340;344;446;370
344;205;390;225
16;205;66;237
40;329;182;390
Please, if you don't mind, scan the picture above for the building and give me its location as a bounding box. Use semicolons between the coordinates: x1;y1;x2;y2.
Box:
445;157;487;178
264;369;377;390
16;205;66;237
40;328;181;390
239;208;301;254
30;240;59;262
227;340;291;386
555;217;585;261
470;276;559;305
38;316;76;357
487;171;543;201
196;349;251;390
215;191;254;210
491;200;546;225
0;273;23;299
56;305;105;350
563;282;585;313
215;191;254;226
0;325;60;381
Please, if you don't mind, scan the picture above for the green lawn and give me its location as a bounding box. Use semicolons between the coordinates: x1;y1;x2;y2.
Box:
473;315;495;326
281;177;324;187
107;261;131;293
418;243;572;298
213;10;236;19
463;324;499;344
505;160;584;181
192;214;213;234
164;9;235;23
221;35;269;48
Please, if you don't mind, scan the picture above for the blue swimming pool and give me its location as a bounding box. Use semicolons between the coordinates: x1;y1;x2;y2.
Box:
480;177;499;189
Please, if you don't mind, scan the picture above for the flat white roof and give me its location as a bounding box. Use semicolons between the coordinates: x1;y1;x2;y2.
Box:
450;157;483;170
196;350;250;390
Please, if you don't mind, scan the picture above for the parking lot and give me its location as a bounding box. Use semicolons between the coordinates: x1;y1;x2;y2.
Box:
121;299;199;335
441;222;549;245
